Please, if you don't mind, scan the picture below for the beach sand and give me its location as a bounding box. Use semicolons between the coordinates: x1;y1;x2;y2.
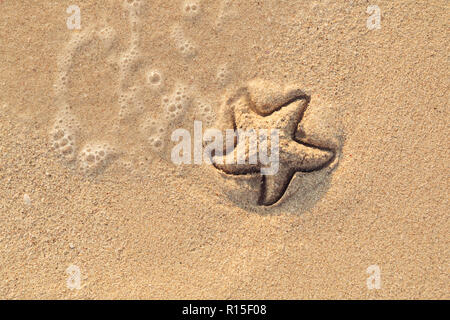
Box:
0;0;448;299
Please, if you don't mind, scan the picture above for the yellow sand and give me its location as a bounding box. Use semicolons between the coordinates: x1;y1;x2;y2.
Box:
0;0;448;299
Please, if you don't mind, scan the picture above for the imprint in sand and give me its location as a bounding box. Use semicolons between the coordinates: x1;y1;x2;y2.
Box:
212;80;341;206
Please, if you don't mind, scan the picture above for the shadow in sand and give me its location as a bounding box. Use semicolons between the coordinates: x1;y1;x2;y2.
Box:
221;156;341;215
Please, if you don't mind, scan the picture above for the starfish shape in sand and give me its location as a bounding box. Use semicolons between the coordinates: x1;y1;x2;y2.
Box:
212;92;336;206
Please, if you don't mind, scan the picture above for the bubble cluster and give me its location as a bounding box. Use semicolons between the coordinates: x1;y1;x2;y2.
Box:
146;69;163;87
216;64;231;87
118;87;145;120
215;0;235;30
162;83;191;123
50;124;77;161
172;25;196;58
51;23;123;174
195;99;215;128
51;0;245;178
53;72;69;99
49;109;80;163
78;143;117;176
118;45;144;89
123;0;143;17
182;1;201;18
118;1;146;119
140;117;167;152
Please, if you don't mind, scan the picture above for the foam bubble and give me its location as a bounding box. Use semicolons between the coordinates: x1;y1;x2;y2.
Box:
123;0;143;12
182;1;201;18
118;47;145;90
146;70;163;87
118;89;145;119
64;28;96;56
215;0;235;30
50;113;80;163
162;83;191;123
195;99;215;128
140;116;167;152
53;71;69;97
171;25;197;58
23;194;32;206
216;64;231;87
78;142;118;176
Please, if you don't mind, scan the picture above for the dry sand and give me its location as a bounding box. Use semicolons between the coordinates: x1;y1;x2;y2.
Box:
0;0;449;299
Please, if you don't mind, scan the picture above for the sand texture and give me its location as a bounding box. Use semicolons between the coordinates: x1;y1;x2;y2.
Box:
0;0;449;299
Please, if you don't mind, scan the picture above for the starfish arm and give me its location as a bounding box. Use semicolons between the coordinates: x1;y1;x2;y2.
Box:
270;99;307;135
259;166;294;206
247;79;308;115
217;101;236;131
283;140;335;171
233;96;262;129
212;146;260;175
